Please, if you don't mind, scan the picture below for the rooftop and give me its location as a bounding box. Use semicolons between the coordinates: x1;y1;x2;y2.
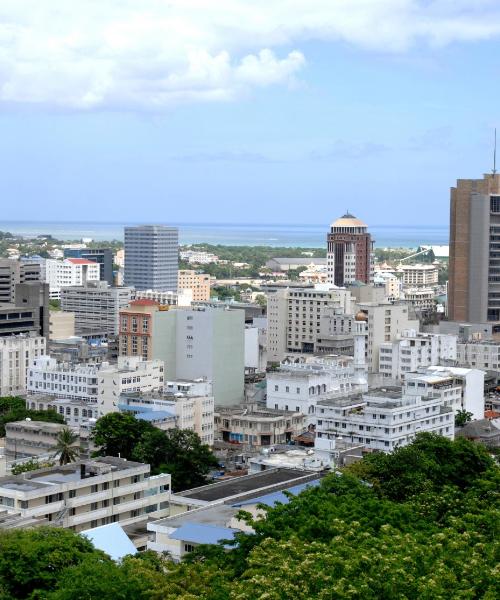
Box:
66;258;98;265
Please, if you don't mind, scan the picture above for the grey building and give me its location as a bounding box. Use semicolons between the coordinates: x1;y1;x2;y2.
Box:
124;225;178;292
60;281;132;336
0;259;41;303
0;282;50;338
64;248;114;285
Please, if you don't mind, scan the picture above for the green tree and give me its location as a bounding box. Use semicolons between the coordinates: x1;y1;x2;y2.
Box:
455;409;473;427
92;412;150;458
53;427;80;465
0;396;64;436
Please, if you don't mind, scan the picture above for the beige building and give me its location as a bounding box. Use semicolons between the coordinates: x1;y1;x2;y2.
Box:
398;264;439;287
0;457;171;532
5;420;67;461
402;288;436;312
178;270;211;302
215;406;306;446
49;311;75;340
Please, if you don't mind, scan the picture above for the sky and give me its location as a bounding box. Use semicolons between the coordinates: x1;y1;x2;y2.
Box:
1;1;500;227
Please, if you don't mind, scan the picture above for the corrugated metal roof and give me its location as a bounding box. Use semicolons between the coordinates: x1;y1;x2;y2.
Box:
170;523;238;545
232;479;321;508
82;523;137;561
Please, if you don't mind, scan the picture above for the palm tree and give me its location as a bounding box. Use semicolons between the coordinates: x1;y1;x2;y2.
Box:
53;428;80;465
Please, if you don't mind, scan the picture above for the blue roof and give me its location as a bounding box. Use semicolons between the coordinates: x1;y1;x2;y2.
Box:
81;523;137;561
169;523;238;546
135;410;176;422
232;479;321;508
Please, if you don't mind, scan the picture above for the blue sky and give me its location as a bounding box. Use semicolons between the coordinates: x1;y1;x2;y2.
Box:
0;1;499;227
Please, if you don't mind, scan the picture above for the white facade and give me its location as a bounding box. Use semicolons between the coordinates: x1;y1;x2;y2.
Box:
27;355;164;417
0;334;46;397
244;322;267;373
397;263;439;287
45;259;100;299
379;330;457;381
457;341;500;371
315;387;454;452
180;250;219;264
404;366;485;421
133;288;193;307
402;287;436;312
266;355;366;421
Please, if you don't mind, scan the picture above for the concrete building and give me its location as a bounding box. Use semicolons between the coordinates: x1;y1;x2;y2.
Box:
448;172;500;323
49;311;75;340
327;213;373;286
397;264;439;287
48;338;108;365
0;259;41;303
266;355;365;419
457;340;500;371
27;355;164;417
26;395;101;425
0;457;170;532
0;283;50;339
402;287;436;313
244;320;267;374
180;250;219;265
60;282;132;336
315;386;454;452
0;334;46;396
178;270;211;302
44;259;100;299
133;288;192;307
120;303;244;407
124;225;178;292
5;420;67;460
267;286;353;362
404;366;485;421
379;330;457;381
215;406;306;446
64;248;114;285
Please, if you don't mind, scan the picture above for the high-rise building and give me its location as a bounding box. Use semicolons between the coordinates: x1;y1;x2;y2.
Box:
0;334;46;396
44;258;100;299
64;248;114;285
327;213;373;286
124;225;179;291
448;173;500;322
0;259;41;303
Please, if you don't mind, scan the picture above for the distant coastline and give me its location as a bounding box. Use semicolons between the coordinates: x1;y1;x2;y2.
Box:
0;221;449;249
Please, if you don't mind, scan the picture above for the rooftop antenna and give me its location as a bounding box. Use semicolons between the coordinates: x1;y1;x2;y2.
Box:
494;128;497;175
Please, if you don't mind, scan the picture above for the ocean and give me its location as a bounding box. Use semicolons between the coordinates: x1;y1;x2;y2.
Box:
0;221;449;249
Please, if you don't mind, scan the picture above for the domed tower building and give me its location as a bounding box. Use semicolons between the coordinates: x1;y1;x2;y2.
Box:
327;213;373;286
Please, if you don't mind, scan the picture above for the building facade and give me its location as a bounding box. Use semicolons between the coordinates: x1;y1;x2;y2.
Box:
457;340;500;371
0;334;46;396
327;213;373;286
44;259;100;299
448;173;500;323
5;420;67;460
64;248;114;285
124;225;179;292
178;270;211;302
398;264;439;287
0;259;41;303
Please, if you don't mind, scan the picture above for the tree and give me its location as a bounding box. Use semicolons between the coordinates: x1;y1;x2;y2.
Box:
0;395;64;436
92;412;150;458
53;427;80;465
455;409;473;427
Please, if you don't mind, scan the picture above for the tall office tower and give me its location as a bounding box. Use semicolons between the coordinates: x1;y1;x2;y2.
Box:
448;173;500;323
0;259;41;303
327;213;373;286
124;225;178;291
64;248;114;285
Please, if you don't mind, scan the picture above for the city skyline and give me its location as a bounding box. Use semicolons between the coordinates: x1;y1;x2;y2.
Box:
1;2;500;225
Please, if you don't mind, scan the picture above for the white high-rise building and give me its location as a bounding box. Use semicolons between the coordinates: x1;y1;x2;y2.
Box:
379;330;457;381
44;259;100;299
0;334;46;396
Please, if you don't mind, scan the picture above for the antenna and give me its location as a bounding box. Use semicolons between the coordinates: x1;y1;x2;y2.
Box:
494;128;497;175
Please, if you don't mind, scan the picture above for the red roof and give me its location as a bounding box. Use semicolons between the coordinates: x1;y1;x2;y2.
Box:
485;410;500;420
66;258;98;265
129;299;160;307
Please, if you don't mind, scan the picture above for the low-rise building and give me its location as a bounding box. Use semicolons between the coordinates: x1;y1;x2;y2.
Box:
315;386;454;452
457;340;500;371
45;258;100;299
5;420;67;460
0;457;171;532
397;263;439;287
133;289;193;307
402;287;436;313
180;250;219;265
0;334;46;397
215;406;306;446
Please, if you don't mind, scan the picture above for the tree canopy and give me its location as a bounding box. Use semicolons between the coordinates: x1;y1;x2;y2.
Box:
92;412;218;491
0;396;64;437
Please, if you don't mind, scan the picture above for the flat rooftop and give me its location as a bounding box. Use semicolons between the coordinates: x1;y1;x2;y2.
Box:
176;468;315;503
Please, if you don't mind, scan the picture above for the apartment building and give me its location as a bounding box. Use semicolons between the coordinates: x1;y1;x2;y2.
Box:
27;355;164;417
215;406;306;446
267;286;353;362
0;259;41;303
5;420;67;460
133;289;192;307
397;264;439;287
315;387;454;453
404;366;485;421
44;259;100;299
0;334;46;396
60;282;132;336
0;457;170;532
266;356;363;419
178;270;211;302
402;287;436;313
180;250;219;264
64;248;114;285
124;225;178;292
379;330;457;381
457;340;500;371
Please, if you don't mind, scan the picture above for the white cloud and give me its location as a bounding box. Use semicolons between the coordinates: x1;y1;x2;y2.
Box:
0;1;499;109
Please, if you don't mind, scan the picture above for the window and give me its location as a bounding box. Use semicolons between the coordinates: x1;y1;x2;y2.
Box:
184;544;195;553
274;385;278;391
69;489;76;499
91;484;98;493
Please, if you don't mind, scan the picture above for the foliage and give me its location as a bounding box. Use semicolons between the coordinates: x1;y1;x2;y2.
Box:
455;409;474;427
11;459;55;475
53;428;80;465
92;413;218;491
0;396;64;437
49;299;61;311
